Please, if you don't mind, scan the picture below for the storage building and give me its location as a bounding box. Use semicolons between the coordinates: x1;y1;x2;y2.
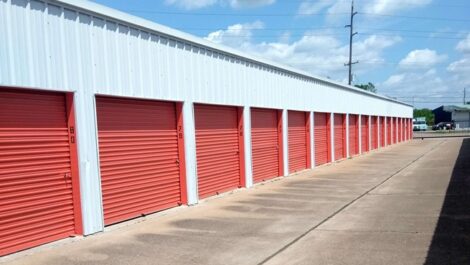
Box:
433;105;470;129
0;0;413;256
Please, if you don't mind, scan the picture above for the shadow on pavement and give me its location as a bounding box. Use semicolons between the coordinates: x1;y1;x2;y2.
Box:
424;138;470;264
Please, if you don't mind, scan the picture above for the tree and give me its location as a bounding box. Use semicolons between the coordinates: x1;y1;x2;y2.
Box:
413;108;435;125
354;82;377;93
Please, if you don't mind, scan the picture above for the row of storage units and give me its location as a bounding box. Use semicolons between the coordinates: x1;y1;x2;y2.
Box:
0;88;413;256
0;0;414;257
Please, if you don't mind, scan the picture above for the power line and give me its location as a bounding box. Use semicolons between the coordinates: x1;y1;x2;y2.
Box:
180;26;469;36
255;0;470;8
393;96;462;99
125;10;349;17
358;12;470;22
202;32;464;40
124;10;470;22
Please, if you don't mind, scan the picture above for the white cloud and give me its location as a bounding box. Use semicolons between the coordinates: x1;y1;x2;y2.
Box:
366;0;432;15
205;21;264;47
229;0;275;8
297;0;336;15
297;0;431;16
380;52;468;109
164;0;217;10
205;22;401;81
447;58;470;73
165;0;275;10
380;69;454;108
383;74;405;87
398;49;447;69
456;33;470;53
447;57;470;85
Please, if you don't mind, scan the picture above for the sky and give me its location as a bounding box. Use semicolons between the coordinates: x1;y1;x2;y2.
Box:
91;0;470;109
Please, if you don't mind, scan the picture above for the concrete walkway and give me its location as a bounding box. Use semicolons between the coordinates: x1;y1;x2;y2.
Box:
3;138;469;265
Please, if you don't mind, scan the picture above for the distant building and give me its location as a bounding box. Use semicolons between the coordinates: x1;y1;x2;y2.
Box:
433;105;470;129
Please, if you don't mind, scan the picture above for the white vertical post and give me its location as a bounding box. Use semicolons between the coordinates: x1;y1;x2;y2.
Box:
243;106;253;188
346;114;350;157
76;92;104;235
182;101;198;205
309;111;314;168
331;112;335;162
282;109;289;176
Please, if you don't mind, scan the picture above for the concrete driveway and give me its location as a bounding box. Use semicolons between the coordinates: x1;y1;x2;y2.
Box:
2;138;469;265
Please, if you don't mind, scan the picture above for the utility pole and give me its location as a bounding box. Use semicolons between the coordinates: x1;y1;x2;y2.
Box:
345;0;358;85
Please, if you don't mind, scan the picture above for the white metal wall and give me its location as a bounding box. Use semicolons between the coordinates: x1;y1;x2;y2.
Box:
1;0;412;117
0;0;413;235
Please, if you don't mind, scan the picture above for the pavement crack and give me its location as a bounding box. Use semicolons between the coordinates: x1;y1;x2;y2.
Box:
257;141;445;265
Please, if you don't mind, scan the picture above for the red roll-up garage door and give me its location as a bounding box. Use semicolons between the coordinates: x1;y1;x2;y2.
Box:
405;118;408;141
0;89;82;256
371;116;378;150
195;104;243;199
405;119;408;141
315;112;330;166
288;111;309;173
407;119;410;140
408;118;412;140
349;114;359;156
96;97;186;225
251;108;281;183
387;117;392;146
361;115;369;152
403;119;407;141
334;114;346;160
380;116;385;147
398;118;403;142
391;117;395;144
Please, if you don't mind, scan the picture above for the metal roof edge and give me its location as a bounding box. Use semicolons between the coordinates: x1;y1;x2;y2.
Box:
53;0;412;108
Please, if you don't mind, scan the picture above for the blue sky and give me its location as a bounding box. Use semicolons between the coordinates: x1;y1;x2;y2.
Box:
92;0;470;109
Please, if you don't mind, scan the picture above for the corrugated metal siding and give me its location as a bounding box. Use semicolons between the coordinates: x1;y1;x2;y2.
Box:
314;112;330;166
334;114;345;160
96;97;182;225
195;104;241;199
0;0;412;117
288;111;307;173
349;114;359;156
251;108;280;183
361;116;369;152
0;89;79;256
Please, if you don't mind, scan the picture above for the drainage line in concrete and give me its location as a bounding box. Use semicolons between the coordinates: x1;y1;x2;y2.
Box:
257;141;445;265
